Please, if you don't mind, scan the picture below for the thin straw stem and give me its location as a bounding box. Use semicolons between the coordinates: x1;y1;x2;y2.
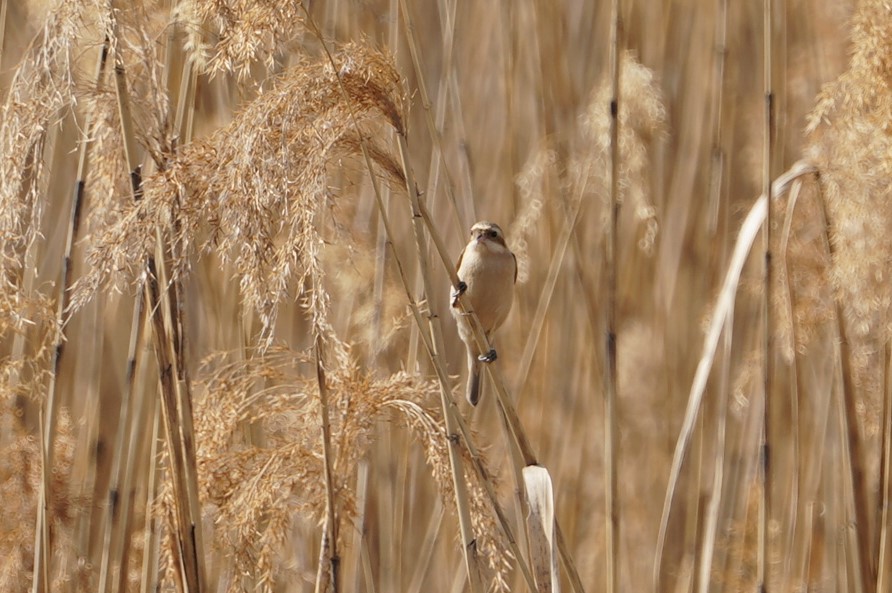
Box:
877;343;892;593
759;0;775;590
605;1;622;592
314;336;340;593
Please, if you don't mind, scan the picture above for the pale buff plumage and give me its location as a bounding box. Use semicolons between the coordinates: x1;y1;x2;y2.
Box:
450;221;517;405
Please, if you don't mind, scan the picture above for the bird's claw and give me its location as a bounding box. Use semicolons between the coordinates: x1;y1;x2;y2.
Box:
450;281;468;306
478;349;498;363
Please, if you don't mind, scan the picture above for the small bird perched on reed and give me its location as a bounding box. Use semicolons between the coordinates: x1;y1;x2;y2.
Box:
450;221;517;406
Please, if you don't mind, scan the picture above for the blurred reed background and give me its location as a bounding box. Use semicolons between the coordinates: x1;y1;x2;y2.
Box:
3;0;891;592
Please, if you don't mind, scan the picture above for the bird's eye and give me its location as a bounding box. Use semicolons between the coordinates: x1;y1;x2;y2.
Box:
488;230;498;238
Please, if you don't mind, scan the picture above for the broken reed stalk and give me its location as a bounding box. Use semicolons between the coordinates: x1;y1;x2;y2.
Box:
605;1;622;592
759;0;775;589
814;179;870;593
652;161;817;592
108;5;204;591
314;336;340;593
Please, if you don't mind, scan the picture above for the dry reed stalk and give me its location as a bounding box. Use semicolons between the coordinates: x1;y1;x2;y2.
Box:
695;3;730;590
878;343;892;593
314;336;340;593
31;106;64;593
98;3;198;587
758;1;777;591
778;177;806;591
0;0;6;69
604;2;622;592
1;5;91;589
139;403;163;593
96;266;149;593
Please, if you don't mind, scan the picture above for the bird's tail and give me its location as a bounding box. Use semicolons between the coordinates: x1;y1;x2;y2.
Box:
466;354;481;406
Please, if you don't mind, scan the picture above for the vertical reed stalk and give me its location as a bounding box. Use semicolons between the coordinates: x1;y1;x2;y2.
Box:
140;403;163;593
696;3;730;590
314;336;340;593
605;1;622;593
759;0;776;590
0;0;6;72
877;343;892;593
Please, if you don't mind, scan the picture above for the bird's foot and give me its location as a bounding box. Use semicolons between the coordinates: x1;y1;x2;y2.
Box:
450;281;468;306
478;349;498;363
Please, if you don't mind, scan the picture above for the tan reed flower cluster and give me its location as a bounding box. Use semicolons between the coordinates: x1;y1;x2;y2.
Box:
804;0;892;401
174;0;306;78
807;1;892;342
74;44;405;346
581;50;667;255
178;345;511;592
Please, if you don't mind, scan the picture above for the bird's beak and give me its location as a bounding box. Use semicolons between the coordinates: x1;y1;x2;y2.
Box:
475;234;485;243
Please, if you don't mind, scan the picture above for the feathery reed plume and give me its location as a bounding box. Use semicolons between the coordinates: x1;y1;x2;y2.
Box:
807;0;892;383
174;0;304;78
74;43;405;345
0;0;93;405
579;51;666;255
0;0;85;283
805;1;892;588
190;346;511;593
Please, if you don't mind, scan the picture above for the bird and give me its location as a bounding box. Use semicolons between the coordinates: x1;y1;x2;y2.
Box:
450;221;517;406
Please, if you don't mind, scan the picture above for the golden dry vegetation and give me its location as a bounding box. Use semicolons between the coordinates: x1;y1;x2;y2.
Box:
2;0;890;592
